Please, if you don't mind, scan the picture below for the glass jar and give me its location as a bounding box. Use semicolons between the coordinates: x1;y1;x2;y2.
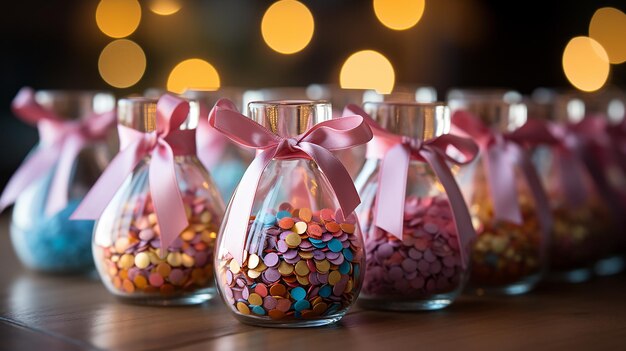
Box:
354;102;475;310
581;91;626;276
8;89;116;273
92;97;225;305
533;93;620;280
214;101;366;327
450;92;549;295
533;144;613;282
184;89;253;201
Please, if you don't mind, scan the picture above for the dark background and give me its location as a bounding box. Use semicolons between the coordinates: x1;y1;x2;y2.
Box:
1;0;625;186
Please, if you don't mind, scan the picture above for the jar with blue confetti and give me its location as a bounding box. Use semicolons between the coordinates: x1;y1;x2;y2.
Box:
2;89;116;274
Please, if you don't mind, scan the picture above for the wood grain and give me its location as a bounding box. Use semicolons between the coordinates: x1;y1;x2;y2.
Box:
0;215;625;351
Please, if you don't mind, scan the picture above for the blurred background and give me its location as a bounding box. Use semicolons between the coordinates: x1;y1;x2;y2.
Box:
1;0;625;187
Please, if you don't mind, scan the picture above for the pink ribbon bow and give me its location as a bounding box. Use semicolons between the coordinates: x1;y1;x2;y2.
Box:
210;99;373;265
72;94;193;252
451;110;553;236
345;104;479;268
0;87;116;216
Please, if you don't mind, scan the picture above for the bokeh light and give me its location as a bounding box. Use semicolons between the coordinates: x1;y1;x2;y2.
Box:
261;0;315;54
167;59;221;94
589;7;626;64
98;39;146;88
373;0;425;31
95;0;142;38
562;36;610;92
340;50;395;94
149;0;182;16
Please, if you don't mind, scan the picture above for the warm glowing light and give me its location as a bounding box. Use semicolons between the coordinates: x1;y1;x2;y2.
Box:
261;0;315;54
167;59;221;94
98;39;146;88
589;7;626;64
562;37;610;92
96;0;142;38
340;50;395;94
373;0;425;30
149;0;182;16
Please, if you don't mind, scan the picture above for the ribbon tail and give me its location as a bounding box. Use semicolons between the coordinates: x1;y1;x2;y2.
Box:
422;149;475;269
45;135;86;216
518;150;554;257
197;113;228;170
580;145;625;219
0;144;61;214
484;145;523;225
223;148;276;265
71;140;146;220
557;148;588;207
374;144;410;240
150;141;190;253
298;142;361;216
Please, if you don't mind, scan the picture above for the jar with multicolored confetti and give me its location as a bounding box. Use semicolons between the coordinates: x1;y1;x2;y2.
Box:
449;91;553;295
352;102;477;310
1;88;116;274
533;144;614;282
529;92;618;282
211;100;371;327
87;96;225;305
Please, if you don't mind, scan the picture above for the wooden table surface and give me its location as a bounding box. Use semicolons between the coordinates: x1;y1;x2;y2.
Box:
0;215;625;351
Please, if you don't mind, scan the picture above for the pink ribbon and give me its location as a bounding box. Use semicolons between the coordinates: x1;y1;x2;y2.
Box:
209;99;373;264
0;87;115;216
344;104;478;268
72;94;193;252
451;111;553;236
196;99;238;170
569;116;625;217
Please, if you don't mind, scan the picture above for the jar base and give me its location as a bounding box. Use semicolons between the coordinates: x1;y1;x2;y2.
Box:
114;289;214;306
234;312;346;328
358;295;455;311
594;255;625;276
469;273;542;296
548;267;593;283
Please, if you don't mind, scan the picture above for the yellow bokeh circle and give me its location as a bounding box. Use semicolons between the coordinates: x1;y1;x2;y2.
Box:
98;39;146;88
589;7;626;64
340;50;395;94
149;0;182;16
373;0;425;31
562;36;610;92
96;0;142;38
261;0;315;54
167;59;221;94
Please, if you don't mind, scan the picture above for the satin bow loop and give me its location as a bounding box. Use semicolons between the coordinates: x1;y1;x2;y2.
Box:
0;87;116;216
72;94;192;253
345;104;479;268
210;99;373;265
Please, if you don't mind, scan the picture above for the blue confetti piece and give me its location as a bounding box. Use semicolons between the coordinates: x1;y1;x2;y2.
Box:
290;286;307;301
294;299;311;311
342;248;354;261
339;261;351;274
327;238;343;253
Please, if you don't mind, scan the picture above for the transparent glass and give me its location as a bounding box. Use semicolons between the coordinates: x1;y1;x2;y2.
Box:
355;159;471;310
93;155;224;305
533;146;615;282
10;90;115;274
214;100;364;327
184;89;254;201
11;145;106;273
456;155;546;295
